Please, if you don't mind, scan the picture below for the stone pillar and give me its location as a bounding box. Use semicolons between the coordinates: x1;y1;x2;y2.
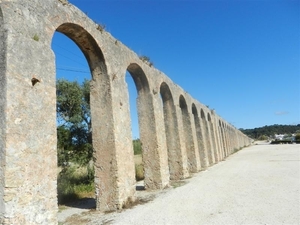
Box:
91;68;136;211
175;106;190;178
0;2;58;223
216;125;223;160
0;6;6;222
179;97;200;173
137;91;169;189
211;115;222;162
209;119;219;163
225;127;229;154
192;109;208;170
220;124;227;158
216;122;224;160
203;117;213;165
207;115;217;164
160;83;189;180
189;112;202;172
127;63;170;190
152;90;170;187
229;128;233;153
199;116;209;169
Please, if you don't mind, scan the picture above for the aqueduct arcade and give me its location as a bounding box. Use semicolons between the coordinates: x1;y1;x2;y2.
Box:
0;0;252;224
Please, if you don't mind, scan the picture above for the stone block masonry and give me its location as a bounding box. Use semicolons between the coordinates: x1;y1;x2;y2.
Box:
0;0;252;224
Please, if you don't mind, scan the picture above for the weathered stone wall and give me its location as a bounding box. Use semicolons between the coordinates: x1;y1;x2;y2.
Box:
0;0;252;224
0;5;7;223
0;1;58;223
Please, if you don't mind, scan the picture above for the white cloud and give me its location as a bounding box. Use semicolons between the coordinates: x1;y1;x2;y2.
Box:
274;111;289;116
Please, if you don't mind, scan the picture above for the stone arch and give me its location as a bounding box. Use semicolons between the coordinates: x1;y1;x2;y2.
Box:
55;23;107;79
127;63;164;189
192;104;208;169
53;23;118;211
127;63;150;94
160;82;182;179
0;1;252;223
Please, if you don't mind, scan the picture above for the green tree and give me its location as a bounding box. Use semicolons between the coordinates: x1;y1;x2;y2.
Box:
56;79;92;166
240;124;300;139
133;139;142;155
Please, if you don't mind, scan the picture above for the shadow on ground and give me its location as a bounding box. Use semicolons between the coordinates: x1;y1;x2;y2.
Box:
63;198;96;210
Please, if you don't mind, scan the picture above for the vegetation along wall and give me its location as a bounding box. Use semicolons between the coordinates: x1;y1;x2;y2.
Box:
0;0;252;224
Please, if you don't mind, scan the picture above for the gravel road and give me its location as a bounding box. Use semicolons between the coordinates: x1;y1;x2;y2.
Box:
61;143;300;225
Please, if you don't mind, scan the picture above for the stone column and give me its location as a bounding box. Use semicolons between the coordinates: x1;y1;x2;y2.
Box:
175;106;190;178
160;83;189;180
209;119;219;163
199;116;209;169
91;69;136;211
189;112;202;172
178;97;200;173
0;6;6;223
137;91;170;189
203;117;214;165
211;115;221;162
216;121;224;160
193;109;208;170
0;2;58;223
220;124;227;158
127;63;170;190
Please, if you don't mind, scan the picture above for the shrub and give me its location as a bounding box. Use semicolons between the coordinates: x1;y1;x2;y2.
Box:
135;164;144;181
139;55;153;67
133;139;142;155
258;135;268;140
57;166;78;204
295;133;300;141
33;34;39;41
270;140;293;144
57;164;94;204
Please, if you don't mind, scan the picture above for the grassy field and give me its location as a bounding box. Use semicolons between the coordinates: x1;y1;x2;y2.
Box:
134;154;144;181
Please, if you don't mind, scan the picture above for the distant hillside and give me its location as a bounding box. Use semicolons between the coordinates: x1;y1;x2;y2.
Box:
240;124;300;139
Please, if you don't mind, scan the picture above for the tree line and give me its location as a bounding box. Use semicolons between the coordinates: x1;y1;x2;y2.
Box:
240;124;300;139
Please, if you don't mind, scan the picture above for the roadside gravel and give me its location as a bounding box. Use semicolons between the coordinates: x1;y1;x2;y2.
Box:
60;143;300;225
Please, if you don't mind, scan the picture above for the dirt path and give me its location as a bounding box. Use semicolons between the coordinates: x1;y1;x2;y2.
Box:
59;143;300;225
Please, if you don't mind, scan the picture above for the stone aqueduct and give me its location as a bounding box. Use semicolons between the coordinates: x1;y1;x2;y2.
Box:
0;0;252;224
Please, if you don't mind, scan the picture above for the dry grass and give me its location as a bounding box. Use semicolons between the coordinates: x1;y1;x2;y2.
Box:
64;214;91;225
134;154;142;165
134;154;144;181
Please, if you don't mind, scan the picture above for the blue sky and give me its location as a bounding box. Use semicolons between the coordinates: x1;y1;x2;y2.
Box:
51;0;299;137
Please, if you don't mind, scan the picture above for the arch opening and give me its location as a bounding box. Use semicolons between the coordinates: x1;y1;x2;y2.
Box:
56;23;107;79
160;82;180;180
52;23;108;211
127;63;150;94
125;70;143;190
126;63;156;190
